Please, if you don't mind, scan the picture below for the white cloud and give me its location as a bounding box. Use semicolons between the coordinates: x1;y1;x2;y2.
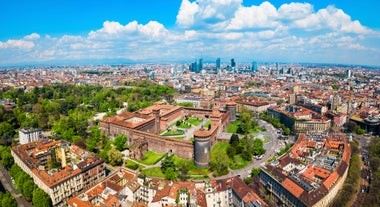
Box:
226;2;278;30
278;3;313;20
176;0;199;27
24;33;40;40
0;1;379;66
293;6;370;34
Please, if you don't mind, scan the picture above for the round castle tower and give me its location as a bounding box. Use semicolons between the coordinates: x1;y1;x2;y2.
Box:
193;128;211;168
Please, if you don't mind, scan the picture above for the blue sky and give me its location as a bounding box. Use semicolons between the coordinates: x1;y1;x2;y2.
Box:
1;0;380;66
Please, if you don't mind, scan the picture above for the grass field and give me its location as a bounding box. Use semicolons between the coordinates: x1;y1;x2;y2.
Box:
141;167;165;178
139;151;166;165
225;120;241;133
125;159;141;170
172;156;210;176
162;129;184;136
186;117;203;126
229;154;251;170
211;142;229;156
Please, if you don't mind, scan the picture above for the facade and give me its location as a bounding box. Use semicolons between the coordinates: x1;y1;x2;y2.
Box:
11;140;105;206
19;127;42;144
268;105;331;134
69;168;267;207
260;133;351;207
237;100;277;115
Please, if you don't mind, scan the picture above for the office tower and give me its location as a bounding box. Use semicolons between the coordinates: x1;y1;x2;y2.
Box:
198;58;203;71
252;61;258;71
346;69;351;78
231;58;236;69
216;58;221;69
276;62;279;71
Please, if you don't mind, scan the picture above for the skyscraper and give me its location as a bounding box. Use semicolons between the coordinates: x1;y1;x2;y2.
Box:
198;58;203;71
216;58;221;69
231;58;236;69
346;69;351;78
252;61;258;71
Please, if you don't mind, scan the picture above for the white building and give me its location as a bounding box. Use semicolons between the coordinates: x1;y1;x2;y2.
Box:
19;127;41;144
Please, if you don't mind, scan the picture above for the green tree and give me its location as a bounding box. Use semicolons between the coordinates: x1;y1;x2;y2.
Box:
229;134;240;147
1;149;14;170
114;134;127;151
108;148;123;166
164;167;178;181
22;180;36;201
284;128;291;135
161;155;176;173
227;146;236;159
1;192;17;207
251;168;261;177
252;138;266;156
210;151;229;176
356;126;365;135
32;188;52;207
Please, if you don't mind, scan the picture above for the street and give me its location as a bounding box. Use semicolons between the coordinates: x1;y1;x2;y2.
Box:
0;164;33;207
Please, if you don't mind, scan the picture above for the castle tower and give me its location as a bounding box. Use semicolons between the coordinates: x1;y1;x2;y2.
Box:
193;128;211;168
153;109;160;134
226;102;237;122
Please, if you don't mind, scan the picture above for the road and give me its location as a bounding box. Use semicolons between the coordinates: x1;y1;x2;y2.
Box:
351;135;372;207
0;164;33;207
211;119;279;179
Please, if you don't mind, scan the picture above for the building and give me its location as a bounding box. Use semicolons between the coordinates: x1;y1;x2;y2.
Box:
68;168;139;207
346;69;351;78
252;61;258;72
206;176;268;207
99;102;235;168
268;105;331;134
216;58;221;69
11;140;106;206
260;133;351;207
330;94;341;111
231;59;236;70
19;127;42;144
236;99;277;115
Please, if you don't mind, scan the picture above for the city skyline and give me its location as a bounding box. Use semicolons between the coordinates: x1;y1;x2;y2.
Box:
1;0;380;66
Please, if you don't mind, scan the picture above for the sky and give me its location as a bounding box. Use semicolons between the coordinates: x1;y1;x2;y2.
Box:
1;0;380;66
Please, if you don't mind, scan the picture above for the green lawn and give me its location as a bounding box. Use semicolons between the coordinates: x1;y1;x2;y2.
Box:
229;154;251;170
178;122;191;129
203;120;211;128
186;117;203;126
141;167;165;178
225;120;241;133
162;129;184;136
125;159;141;170
139;151;166;165
211;142;229;156
172;156;210;176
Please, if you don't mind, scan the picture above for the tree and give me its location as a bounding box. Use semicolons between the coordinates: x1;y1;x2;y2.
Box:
229;134;239;147
251;168;261;177
210;151;229;176
22;180;35;201
356;126;365;135
164;167;178;181
178;160;190;181
32;188;52;207
108;148;123;166
252;138;266;156
161;155;176;173
227;146;236;159
284;128;291;135
1;149;14;170
1;192;17;207
345;121;357;133
114;134;127;151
